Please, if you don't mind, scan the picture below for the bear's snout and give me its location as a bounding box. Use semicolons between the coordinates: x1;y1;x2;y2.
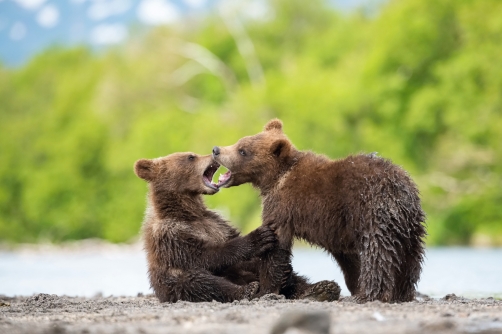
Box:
212;146;220;156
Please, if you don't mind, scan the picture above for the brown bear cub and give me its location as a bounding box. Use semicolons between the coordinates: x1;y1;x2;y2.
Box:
134;152;275;302
134;152;340;302
213;119;427;303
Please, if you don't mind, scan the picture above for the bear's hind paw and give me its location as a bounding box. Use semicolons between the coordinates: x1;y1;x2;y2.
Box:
300;280;341;302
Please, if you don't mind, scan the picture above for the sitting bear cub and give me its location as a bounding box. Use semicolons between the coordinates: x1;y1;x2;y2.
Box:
134;152;276;302
135;152;341;302
213;119;426;303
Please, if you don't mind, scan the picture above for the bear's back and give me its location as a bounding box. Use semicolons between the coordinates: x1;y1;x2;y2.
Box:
268;152;422;249
336;154;420;206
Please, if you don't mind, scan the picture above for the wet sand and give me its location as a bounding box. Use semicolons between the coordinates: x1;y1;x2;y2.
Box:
1;293;501;334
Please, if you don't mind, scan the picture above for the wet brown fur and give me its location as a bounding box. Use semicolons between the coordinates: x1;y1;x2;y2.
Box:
134;152;278;303
213;119;427;303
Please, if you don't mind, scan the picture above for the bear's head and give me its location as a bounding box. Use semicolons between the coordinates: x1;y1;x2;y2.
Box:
134;152;221;195
212;119;295;189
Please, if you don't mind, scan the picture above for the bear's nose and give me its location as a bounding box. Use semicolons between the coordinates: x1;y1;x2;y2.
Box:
212;146;220;156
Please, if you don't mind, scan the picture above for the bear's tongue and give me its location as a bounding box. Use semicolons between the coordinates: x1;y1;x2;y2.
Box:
217;171;231;185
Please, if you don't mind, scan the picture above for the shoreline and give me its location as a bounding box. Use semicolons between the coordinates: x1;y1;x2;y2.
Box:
2;238;502;252
1;293;501;334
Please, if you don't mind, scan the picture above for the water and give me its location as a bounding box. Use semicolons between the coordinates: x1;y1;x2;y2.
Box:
292;247;502;298
1;247;501;298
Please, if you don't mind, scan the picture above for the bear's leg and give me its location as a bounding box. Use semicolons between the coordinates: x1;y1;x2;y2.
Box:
258;222;295;295
393;254;418;302
357;234;398;303
333;252;361;295
258;247;293;295
159;270;259;303
393;236;425;302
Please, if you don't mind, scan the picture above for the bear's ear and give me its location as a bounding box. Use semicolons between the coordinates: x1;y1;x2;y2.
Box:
134;159;155;181
270;139;291;159
264;119;283;132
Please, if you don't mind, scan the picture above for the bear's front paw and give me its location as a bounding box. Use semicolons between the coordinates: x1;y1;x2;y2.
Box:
300;280;341;302
249;225;277;256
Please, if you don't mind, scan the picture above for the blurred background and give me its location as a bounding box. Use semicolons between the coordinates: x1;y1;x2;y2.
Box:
1;0;501;248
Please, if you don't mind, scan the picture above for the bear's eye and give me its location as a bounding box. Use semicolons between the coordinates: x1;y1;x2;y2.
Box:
239;149;246;156
188;155;195;161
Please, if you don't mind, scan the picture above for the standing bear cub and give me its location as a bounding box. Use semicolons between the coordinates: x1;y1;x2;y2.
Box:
134;152;277;302
213;119;427;302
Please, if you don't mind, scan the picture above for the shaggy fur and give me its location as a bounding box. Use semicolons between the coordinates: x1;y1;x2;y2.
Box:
212;119;427;302
135;152;341;303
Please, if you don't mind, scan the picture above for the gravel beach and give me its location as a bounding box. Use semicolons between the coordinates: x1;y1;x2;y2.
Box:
1;293;501;334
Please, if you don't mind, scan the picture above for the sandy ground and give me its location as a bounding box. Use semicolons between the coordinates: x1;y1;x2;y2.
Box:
1;293;501;334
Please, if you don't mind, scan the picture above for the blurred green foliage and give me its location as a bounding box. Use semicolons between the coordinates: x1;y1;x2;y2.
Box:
1;0;501;245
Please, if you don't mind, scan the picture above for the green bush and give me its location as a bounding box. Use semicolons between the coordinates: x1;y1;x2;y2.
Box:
1;0;501;245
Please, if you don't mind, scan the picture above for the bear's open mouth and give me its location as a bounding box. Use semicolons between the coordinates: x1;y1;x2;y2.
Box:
203;163;220;190
216;170;232;188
